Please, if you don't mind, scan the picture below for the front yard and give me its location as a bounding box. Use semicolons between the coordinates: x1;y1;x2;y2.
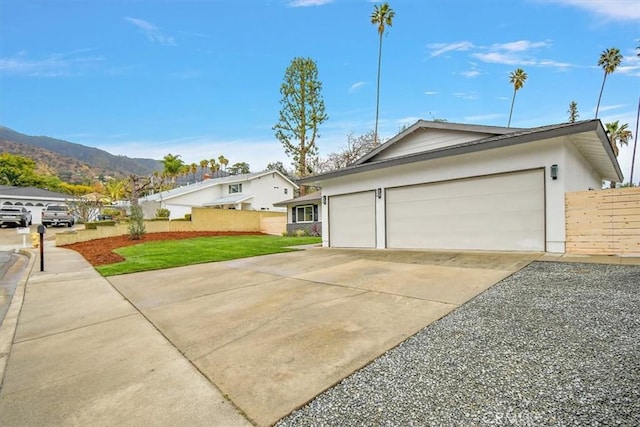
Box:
62;232;321;276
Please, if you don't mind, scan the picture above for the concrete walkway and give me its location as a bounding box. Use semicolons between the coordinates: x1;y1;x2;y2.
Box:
2;243;636;426
0;243;251;426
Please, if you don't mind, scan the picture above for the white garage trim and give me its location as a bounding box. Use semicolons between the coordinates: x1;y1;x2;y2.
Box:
385;169;545;251
329;191;376;248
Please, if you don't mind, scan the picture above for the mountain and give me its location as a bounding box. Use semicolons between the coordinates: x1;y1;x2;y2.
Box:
0;126;162;182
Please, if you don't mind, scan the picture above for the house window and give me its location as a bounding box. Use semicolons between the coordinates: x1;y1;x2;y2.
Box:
284;188;288;195
293;205;317;223
229;183;242;194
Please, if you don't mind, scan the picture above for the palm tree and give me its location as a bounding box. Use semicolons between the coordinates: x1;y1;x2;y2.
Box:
605;121;632;157
507;68;527;127
370;2;395;144
161;153;184;187
199;159;209;180
218;155;229;171
595;47;623;118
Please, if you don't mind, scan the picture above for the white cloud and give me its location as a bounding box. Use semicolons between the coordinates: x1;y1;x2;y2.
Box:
0;50;103;77
545;0;640;21
492;40;549;52
287;0;333;7
461;70;480;78
348;81;366;93
424;91;438;95
427;41;474;58
125;17;176;46
453;91;479;100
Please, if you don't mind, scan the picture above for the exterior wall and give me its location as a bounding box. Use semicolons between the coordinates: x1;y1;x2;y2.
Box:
249;173;293;212
372;129;494;161
55;208;286;245
566;187;640;255
163;203;192;220
286;221;322;236
321;137;587;252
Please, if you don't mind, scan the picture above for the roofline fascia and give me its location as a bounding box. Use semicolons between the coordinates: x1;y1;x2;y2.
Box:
299;120;619;184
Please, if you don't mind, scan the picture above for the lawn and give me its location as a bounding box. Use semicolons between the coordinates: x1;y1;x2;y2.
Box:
96;235;321;276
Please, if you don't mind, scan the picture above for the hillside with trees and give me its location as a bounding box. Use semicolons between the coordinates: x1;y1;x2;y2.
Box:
0;126;161;182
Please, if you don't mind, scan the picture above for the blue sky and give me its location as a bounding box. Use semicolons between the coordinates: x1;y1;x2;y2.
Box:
1;0;639;181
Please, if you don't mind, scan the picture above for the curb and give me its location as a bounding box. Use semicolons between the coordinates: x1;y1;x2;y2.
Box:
0;249;36;390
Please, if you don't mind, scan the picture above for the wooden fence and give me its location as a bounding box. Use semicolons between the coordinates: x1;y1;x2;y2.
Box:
565;187;640;255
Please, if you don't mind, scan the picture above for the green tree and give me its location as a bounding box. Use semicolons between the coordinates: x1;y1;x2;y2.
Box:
595;47;623;118
199;159;209;180
266;161;291;178
105;179;126;202
507;68;527;127
218;155;229;171
567;101;579;123
0;153;39;186
371;2;395;144
273;57;328;182
228;162;250;175
605;120;632;157
189;163;198;182
161;153;184;186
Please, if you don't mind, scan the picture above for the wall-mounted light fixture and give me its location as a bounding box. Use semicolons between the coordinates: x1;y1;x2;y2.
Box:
550;164;558;180
377;188;382;199
322;195;327;205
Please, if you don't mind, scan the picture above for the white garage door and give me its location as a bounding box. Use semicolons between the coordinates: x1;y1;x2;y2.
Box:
386;169;545;251
329;191;376;248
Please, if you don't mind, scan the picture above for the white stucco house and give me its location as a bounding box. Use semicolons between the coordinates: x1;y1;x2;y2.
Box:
0;185;75;225
139;170;298;220
298;119;623;253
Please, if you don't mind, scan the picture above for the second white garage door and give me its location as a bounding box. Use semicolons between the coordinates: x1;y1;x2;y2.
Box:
329;191;376;248
386;169;545;251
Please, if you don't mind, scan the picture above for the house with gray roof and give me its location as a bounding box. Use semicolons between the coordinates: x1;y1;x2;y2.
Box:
138;170;298;220
0;185;75;225
299;119;622;253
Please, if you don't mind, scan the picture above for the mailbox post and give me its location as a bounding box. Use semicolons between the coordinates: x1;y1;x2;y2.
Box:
37;224;46;271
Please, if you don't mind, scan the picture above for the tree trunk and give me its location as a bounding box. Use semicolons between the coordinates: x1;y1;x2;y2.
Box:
595;72;607;119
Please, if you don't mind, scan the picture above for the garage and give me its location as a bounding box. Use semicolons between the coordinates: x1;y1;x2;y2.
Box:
385;169;545;251
329;191;376;248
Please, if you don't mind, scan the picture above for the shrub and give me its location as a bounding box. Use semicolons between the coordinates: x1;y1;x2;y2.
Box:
102;208;123;219
295;229;308;237
85;220;117;229
155;208;170;219
184;214;192;221
128;205;146;240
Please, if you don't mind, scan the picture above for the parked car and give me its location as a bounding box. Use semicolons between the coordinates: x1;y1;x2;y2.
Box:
0;206;32;227
42;204;75;227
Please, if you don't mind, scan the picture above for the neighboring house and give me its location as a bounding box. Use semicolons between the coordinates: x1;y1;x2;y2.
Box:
0;185;75;225
138;170;298;220
298;119;623;253
273;191;322;236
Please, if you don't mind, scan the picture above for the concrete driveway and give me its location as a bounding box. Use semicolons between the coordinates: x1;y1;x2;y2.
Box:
108;248;538;426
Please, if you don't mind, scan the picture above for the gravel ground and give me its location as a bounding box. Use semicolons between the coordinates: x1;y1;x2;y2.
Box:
277;261;640;426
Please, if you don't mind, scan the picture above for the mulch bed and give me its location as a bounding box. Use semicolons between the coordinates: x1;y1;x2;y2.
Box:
61;231;264;266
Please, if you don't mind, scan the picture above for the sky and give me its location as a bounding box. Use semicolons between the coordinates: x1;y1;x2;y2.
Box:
1;0;639;182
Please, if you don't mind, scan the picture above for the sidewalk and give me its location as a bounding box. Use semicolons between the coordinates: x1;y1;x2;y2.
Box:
0;242;251;426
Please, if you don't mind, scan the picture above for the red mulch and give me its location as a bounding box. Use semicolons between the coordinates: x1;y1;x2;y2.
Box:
61;231;263;266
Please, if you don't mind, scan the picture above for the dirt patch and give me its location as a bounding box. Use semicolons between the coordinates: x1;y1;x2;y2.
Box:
61;231;263;266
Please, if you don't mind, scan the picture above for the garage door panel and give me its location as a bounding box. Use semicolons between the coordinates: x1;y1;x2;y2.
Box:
329;191;376;248
386;170;544;251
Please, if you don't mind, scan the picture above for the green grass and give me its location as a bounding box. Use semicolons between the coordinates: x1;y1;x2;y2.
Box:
96;235;321;276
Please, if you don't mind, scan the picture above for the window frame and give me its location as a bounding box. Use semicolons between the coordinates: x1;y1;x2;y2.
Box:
228;183;243;194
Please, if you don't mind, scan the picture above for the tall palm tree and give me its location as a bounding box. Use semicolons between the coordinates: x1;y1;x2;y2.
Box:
161;153;184;187
595;47;622;118
199;159;209;180
605;120;633;157
567;101;579;123
370;2;395;144
218;155;229;171
507;68;527;127
209;158;219;176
